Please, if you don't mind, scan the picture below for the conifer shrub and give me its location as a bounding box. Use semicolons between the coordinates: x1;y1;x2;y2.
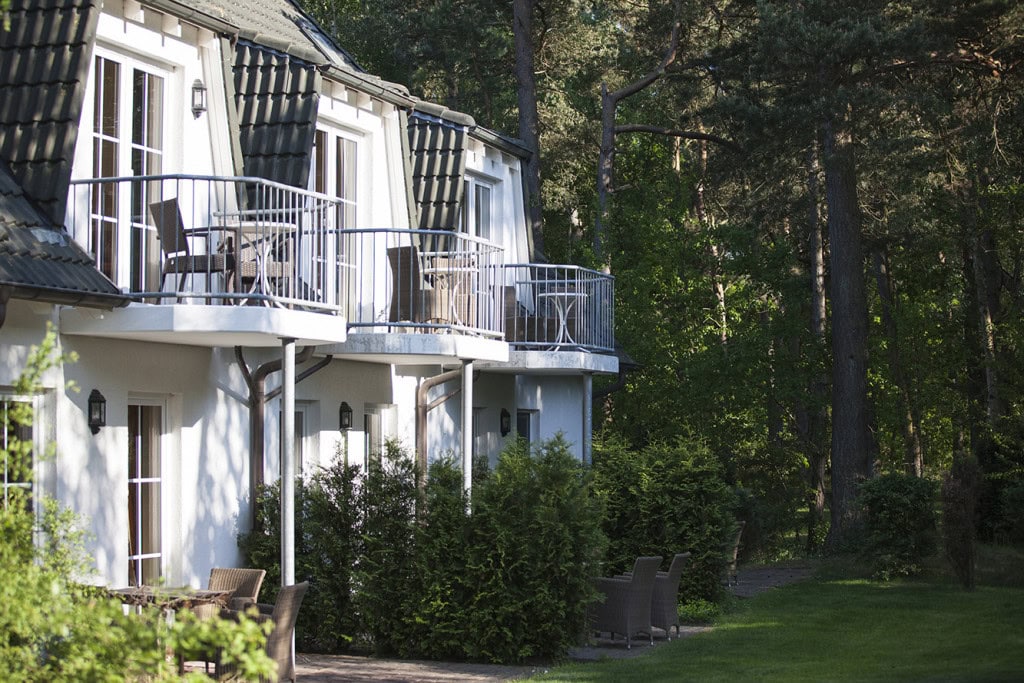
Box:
591;434;737;603
858;473;937;580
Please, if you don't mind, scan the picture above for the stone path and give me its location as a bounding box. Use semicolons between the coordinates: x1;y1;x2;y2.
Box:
292;562;817;682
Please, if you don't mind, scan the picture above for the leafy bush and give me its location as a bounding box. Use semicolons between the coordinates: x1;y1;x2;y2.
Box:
1;329;273;681
942;456;980;590
858;473;937;580
997;480;1024;546
591;434;737;603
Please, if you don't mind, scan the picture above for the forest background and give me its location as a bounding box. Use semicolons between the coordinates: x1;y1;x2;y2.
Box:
299;0;1023;555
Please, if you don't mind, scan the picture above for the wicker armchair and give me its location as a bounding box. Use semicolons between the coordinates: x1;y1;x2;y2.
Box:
591;556;661;648
728;521;746;586
617;552;691;640
193;567;266;620
217;581;309;683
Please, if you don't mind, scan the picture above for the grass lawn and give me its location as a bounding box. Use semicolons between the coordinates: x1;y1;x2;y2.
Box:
530;574;1024;682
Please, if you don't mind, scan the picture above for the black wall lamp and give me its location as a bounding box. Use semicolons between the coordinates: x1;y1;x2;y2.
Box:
88;389;106;435
338;401;353;431
500;408;511;437
191;79;207;118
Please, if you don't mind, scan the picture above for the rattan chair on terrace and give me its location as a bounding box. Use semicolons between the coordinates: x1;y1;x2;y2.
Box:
617;552;691;639
216;581;309;683
591;556;661;649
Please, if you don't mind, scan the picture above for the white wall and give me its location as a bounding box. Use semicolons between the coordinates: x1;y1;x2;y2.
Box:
516;374;586;459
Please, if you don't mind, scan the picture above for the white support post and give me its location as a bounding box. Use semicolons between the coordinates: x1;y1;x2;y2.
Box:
583;373;593;465
462;361;474;503
280;337;296;586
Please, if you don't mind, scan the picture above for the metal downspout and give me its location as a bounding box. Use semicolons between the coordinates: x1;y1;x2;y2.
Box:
416;368;462;482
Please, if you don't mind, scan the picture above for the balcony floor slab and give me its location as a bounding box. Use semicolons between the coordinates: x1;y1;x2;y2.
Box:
59;303;348;348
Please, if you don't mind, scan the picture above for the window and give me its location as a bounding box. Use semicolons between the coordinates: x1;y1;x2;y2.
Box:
279;404;311;478
128;404;162;586
1;398;33;512
460;177;493;241
516;409;535;443
312;127;357;227
363;403;395;469
87;53;166;291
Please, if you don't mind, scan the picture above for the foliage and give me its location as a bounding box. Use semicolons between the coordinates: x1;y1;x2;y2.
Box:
941;455;980;590
591;433;737;603
241;437;605;664
465;436;606;663
0;328;273;681
857;474;938;580
996;479;1024;546
352;440;419;656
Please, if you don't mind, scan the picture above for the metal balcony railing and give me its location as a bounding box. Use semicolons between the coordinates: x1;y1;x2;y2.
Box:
341;228;505;339
67;175;351;312
501;264;615;353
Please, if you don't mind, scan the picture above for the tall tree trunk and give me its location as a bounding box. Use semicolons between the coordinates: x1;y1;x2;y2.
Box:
872;248;924;475
513;0;544;258
803;144;829;551
822;114;873;549
695;135;728;346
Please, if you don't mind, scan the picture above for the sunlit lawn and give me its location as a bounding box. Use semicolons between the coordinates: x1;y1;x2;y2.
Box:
530;573;1024;682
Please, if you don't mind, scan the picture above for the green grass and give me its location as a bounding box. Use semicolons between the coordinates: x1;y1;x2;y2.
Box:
531;572;1024;682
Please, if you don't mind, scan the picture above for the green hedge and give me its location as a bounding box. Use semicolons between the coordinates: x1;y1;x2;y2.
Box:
591;434;738;603
858;473;938;580
240;436;604;664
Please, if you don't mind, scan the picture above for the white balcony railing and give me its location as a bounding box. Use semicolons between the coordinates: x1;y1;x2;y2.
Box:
501;264;615;353
67;175;351;312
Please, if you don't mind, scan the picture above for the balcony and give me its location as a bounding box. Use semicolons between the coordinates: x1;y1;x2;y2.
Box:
63;176;506;347
501;264;615;354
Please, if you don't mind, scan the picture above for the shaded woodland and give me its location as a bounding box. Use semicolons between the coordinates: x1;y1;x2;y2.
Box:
303;0;1024;555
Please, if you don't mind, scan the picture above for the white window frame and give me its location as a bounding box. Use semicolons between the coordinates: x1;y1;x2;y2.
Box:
1;394;37;512
460;174;495;241
363;403;396;469
78;46;175;290
127;398;166;587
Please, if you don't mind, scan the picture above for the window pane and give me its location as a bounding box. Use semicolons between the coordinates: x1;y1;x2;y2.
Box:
475;185;491;240
95;57;120;137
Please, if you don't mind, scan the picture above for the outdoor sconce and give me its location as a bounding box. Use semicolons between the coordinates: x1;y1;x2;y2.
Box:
500;408;511;437
88;389;106;435
191;79;207;118
338;402;353;431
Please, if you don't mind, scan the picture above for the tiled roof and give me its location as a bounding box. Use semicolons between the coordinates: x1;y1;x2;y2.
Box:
0;0;99;227
408;109;469;230
0;162;125;305
232;40;321;188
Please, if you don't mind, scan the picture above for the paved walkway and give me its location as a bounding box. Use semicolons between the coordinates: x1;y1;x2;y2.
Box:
291;563;816;682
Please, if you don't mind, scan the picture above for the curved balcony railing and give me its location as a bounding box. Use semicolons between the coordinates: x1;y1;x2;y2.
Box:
501;264;615;353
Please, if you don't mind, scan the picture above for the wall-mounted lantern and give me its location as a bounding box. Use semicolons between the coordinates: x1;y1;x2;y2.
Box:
338;402;353;431
500;408;511;437
88;389;106;435
191;79;207;118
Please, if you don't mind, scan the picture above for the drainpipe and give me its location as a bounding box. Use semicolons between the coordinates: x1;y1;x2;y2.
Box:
236;345;315;530
281;338;296;587
416;368;462;481
0;286;11;328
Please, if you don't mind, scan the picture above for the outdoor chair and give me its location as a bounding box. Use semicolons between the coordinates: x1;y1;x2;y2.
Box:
387;245;446;324
149;198;235;299
619;551;692;639
216;581;309;683
193;566;267;619
591;555;661;648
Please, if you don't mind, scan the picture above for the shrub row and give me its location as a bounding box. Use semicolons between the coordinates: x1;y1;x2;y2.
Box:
240;436;605;664
589;434;739;604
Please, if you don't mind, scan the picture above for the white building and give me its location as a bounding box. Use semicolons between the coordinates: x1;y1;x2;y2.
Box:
0;0;617;588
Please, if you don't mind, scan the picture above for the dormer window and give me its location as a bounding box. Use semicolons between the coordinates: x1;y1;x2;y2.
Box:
460;176;493;241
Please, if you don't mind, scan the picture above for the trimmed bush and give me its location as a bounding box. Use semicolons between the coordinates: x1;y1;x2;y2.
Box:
465;436;606;663
997;480;1024;546
591;434;737;603
858;473;937;580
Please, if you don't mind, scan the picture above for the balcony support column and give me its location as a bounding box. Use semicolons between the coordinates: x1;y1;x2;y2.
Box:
583;372;593;465
462;360;474;506
280;336;296;587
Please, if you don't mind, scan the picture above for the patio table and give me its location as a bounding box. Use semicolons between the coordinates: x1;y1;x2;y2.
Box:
107;586;232;611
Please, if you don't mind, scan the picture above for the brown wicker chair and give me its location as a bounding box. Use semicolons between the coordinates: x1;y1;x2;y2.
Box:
591;556;661;648
208;567;267;611
216;581;309;683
